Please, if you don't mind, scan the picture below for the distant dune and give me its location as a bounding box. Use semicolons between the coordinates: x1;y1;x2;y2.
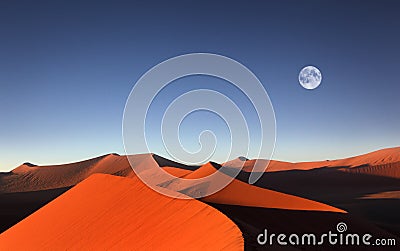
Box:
1;153;134;193
0;174;244;250
2;147;398;194
224;147;400;178
0;153;197;193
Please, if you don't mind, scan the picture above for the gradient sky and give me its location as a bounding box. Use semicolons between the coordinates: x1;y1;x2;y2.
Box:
1;0;399;171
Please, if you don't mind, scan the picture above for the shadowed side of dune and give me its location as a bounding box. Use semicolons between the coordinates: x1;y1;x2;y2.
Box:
152;154;200;171
236;167;400;236
0;187;70;233
0;174;244;250
208;203;400;251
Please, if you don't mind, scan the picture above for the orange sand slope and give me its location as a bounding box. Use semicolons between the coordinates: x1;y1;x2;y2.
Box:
0;174;243;250
203;178;345;212
224;147;400;177
161;163;345;213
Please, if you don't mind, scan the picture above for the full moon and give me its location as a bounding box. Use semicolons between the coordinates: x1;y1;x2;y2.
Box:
298;66;322;90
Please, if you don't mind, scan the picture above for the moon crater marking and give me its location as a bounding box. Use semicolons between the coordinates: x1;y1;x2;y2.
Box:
299;66;322;90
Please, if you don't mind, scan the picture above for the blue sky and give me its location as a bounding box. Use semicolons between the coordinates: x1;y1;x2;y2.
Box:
1;0;399;171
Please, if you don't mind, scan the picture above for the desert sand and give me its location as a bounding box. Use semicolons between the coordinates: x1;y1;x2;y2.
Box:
0;174;244;250
0;147;399;250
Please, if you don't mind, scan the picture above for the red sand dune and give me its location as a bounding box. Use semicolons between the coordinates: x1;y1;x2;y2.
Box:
183;162;219;179
0;154;197;233
161;162;344;213
224;147;400;178
0;174;244;250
